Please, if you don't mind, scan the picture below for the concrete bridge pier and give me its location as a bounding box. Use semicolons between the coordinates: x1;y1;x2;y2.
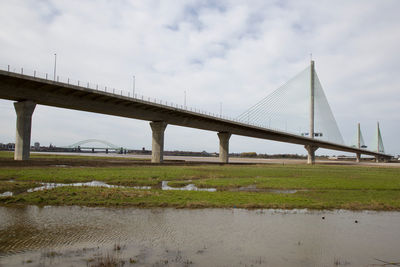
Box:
14;101;36;160
218;132;231;163
356;153;361;163
305;145;318;165
150;121;167;163
375;156;389;163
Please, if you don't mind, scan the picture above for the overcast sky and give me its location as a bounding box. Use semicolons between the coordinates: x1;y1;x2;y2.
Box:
0;0;399;156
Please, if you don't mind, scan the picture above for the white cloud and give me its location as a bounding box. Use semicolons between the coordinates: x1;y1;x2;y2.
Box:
0;0;399;156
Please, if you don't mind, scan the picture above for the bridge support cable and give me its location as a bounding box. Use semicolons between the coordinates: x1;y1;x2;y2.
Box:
237;67;310;131
13;100;36;160
150;121;167;163
313;71;344;145
237;61;345;148
217;132;231;163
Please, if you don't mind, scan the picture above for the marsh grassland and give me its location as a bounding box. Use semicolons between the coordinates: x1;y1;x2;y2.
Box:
0;151;399;210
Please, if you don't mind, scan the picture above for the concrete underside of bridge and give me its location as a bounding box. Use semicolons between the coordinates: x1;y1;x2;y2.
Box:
0;70;392;163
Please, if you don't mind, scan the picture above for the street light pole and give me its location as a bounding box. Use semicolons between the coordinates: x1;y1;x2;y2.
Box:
53;53;57;81
184;90;187;108
133;75;135;97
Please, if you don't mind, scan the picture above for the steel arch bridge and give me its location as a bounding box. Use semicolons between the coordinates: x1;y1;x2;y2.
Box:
67;139;120;149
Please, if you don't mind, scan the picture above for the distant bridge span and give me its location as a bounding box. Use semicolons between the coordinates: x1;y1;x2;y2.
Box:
67;139;120;149
0;64;391;163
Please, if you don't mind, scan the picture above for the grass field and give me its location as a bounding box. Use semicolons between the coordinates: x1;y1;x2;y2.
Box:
0;151;399;210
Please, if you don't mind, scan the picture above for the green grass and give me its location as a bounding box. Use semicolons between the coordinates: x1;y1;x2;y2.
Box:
0;181;39;194
0;153;399;210
0;164;399;190
2;187;400;210
0;151;13;159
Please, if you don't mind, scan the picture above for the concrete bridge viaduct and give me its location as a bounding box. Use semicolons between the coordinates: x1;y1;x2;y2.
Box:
0;68;391;164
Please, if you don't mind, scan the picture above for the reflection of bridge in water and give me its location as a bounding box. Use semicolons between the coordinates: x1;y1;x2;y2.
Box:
0;60;392;163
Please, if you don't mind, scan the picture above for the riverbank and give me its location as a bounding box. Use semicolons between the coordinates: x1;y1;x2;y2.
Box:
0;152;399;210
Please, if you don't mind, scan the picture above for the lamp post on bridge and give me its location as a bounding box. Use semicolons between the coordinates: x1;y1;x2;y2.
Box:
184;90;187;108
53;53;57;81
133;75;135;97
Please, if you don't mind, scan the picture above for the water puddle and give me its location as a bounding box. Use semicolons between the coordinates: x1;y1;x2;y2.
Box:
161;181;216;192
0;191;13;197
266;189;299;194
27;181;151;193
2;180;216;197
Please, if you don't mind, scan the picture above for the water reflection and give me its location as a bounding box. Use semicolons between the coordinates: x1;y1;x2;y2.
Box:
0;191;13;197
27;181;151;192
161;181;217;192
1;207;400;266
1;180;216;195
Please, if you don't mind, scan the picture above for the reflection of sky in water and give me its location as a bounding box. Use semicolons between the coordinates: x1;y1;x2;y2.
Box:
0;191;13;197
162;181;216;192
1;207;400;266
14;180;216;193
26;181;151;192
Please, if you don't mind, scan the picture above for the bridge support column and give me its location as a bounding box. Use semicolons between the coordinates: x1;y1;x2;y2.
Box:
305;145;318;165
356;153;361;163
150;121;167;163
14;101;36;160
218;132;231;163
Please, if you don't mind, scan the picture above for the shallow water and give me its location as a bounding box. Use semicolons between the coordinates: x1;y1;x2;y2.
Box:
162;181;217;192
0;206;399;266
0;191;12;197
0;180;214;196
26;181;151;192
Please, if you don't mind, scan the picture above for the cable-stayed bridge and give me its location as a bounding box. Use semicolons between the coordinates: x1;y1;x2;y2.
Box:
0;61;391;163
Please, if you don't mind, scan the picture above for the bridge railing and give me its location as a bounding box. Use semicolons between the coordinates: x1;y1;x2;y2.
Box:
0;63;303;136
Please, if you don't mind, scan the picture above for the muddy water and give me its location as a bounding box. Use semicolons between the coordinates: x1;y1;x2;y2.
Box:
0;206;399;266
